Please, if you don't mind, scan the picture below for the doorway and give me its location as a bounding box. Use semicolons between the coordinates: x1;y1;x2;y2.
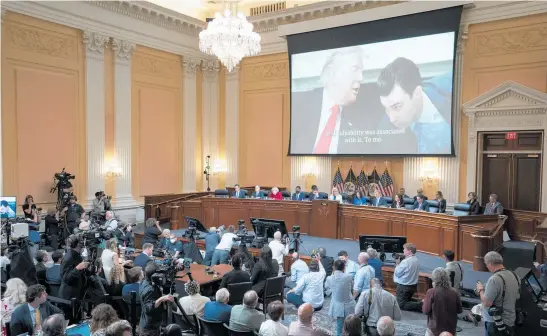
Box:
480;132;542;211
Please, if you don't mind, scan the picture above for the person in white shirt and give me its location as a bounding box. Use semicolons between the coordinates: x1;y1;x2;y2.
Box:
178;280;210;317
211;225;237;265
258;300;288;336
286;252;309;289
104;211;118;231
269;231;289;276
330;187;343;204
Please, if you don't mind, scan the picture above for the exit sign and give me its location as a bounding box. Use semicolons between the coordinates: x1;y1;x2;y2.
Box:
506;132;517;140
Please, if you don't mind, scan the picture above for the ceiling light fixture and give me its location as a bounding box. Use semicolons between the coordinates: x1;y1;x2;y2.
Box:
199;1;261;72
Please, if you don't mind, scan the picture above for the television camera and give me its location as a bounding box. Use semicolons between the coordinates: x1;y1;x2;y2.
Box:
50;168;75;209
285;225;309;254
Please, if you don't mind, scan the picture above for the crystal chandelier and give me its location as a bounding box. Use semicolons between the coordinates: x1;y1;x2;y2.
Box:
199;2;261;72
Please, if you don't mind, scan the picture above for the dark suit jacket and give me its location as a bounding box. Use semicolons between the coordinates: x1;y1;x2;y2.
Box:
251;261;279;297
414;201;430;212
371;197;388;207
139;280;163;331
59;249;85;300
46;264;62;283
220;268;251;289
438;199;447;213
250;191;265;198
291;88;369;154
320;256;334;277
308;193;320;201
291;193;305;201
413;195;429;202
467;200;481;215
10;301;63;336
36;263;47;285
133;253;152;268
232;191;246;199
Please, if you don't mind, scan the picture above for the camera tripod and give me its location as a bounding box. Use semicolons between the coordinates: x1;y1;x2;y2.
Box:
287;232;311;256
158;272;197;335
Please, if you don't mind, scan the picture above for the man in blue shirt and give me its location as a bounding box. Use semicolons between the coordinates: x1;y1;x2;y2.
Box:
286;252;309;289
46;250;63;283
393;243;421;311
338;250;358;278
203;288;232;323
203;227;220;266
353;252;375;298
366;248;383;283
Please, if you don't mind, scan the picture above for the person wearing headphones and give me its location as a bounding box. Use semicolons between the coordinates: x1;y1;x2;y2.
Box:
59;235;90;303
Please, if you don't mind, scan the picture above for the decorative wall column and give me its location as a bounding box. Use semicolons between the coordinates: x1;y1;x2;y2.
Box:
201;60;220;191
182;56;199;192
82;31;108;207
112;38;136;207
0;9;5;195
225;67;239;187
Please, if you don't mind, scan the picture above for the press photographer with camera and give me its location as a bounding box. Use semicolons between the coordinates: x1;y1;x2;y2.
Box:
143;218;163;246
393;243;421;312
22;194;41;223
203;227;220;266
114;222;135;248
211;225;237;265
93;191;111;218
63;196;84;234
139;262;175;336
269;231;290;276
59;234;90;302
104;211;119;231
475;251;521;336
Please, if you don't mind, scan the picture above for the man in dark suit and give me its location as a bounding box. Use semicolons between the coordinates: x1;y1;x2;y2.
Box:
484;193;504;215
291;47;369;155
414;195;430;212
413;188;428;202
10;284;63;336
291;186;305;201
308;185;320;201
35;250;49;285
232;184;246;199
220;253;251;289
250;185;265;199
134;243;154;268
46;250;63;283
371;189;388;207
317;247;334;277
59;235;89;301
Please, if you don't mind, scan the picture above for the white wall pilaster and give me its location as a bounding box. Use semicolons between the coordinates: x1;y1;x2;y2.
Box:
201;60;220;191
225;67;240;187
82;31;108;208
112;38;136;207
182;56;199;192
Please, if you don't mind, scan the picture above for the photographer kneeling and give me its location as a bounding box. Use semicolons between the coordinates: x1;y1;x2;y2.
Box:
475;251;521;336
139;262;175;336
114;222;135;248
393;243;421;312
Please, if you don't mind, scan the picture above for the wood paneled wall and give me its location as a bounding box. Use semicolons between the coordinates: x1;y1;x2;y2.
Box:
459;13;547;200
1;12;86;206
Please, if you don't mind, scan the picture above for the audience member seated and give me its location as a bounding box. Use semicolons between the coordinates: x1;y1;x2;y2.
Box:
435;191;447;213
352;191;364;205
46;250;63;284
122;266;143;296
251;246;279;297
259;300;288;336
269;231;289;276
220;253;251;289
443;249;463;292
269;187;283;200
355;278;401;336
325;260;355;336
366;248;383;283
413;188;428;201
79;214;91;231
90;303;120;336
337;251;357;278
104;320;132;336
229;290;265;332
108;264;126;296
252;185;265;198
102;238;119;284
413;194;430;212
484;193;504;215
134;243;153;268
157;229;171;249
10;284;63;336
353;252;375;298
143;218;163;246
35;250;49;285
308;185;321;201
329;187;342;204
534;259;547;290
286;252;309;289
391;194;405;209
467;192;481;215
287;303;330;336
371;189;388;207
42;313;66;336
286;258;325;310
422;268;462;336
232;184;246;198
212;225;237;265
165;233;183;258
203;288;232;323
342;314;361;336
292;186;305;201
317;247;334;277
1;278;28;327
178;280;210;317
376;316;395;336
203;227;220;266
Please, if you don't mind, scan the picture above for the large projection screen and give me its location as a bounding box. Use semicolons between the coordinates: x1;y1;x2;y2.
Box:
288;6;463;156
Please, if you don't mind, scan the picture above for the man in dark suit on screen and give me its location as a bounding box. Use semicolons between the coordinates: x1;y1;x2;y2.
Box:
291;47;368;155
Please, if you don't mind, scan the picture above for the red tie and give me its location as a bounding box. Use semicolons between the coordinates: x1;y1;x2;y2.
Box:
314;105;340;154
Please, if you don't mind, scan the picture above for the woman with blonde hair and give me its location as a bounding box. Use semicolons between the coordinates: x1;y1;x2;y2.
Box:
108;263;127;296
101;238;119;285
1;278;27;326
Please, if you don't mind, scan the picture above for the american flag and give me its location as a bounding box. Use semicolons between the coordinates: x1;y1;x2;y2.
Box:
370;168;381;184
379;168;395;197
345;167;357;184
333;167;345;193
356;169;368;196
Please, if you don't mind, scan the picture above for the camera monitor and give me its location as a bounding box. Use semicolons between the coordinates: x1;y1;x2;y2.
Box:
184;216;207;233
0;196;17;219
250;217;288;239
524;271;544;300
359;235;407;253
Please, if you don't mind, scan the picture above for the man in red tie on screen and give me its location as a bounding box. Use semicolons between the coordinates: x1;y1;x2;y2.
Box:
291;47;366;155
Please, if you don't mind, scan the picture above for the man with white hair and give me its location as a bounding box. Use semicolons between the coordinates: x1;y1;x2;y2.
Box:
291;47;367;155
229;290;265;332
157;229;171;249
353;252;376;298
366;248;384;283
104;211;118;231
203;226;220;266
269;231;289;275
356;278;401;335
203;288;232;323
377;316;395;336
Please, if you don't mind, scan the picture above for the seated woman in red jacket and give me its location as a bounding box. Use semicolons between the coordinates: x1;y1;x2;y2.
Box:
268;187;283;200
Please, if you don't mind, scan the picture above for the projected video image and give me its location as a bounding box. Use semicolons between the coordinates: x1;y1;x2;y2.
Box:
0;196;17;219
290;32;455;155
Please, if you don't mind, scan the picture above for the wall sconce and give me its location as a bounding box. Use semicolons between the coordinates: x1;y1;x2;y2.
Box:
302;160;318;177
211;159;227;176
104;159;122;179
419;159;440;182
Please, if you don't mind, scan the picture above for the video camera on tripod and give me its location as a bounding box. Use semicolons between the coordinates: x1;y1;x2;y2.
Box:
50;168;75;209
